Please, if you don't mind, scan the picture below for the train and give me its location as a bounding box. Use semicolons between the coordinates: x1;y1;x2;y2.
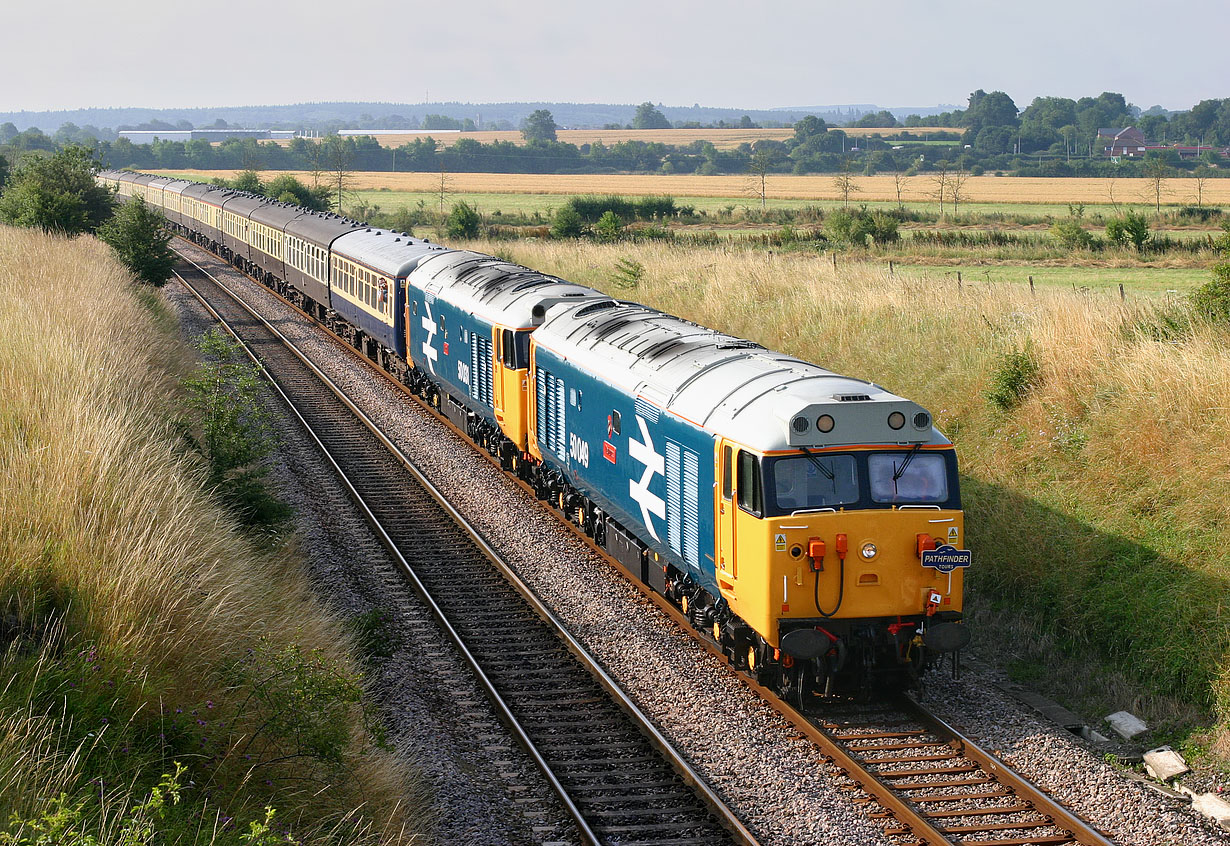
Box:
99;168;971;703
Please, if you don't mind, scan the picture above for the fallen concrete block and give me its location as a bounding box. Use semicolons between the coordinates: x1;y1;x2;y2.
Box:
1143;745;1189;781
1192;793;1230;831
1080;725;1110;744
1106;710;1148;740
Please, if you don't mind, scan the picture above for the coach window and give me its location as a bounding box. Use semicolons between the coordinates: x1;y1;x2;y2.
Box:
722;446;733;501
736;450;764;518
611;410;621;435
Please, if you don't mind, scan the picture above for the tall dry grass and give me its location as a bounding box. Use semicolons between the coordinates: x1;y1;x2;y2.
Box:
0;226;417;841
475;238;1230;749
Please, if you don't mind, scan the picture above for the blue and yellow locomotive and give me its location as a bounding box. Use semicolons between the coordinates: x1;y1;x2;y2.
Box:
101;168;969;699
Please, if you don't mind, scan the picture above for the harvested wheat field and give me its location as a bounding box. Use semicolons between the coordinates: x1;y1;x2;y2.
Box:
155;169;1230;207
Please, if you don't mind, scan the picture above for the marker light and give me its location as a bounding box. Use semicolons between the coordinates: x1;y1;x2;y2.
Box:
816;414;835;433
860;542;877;560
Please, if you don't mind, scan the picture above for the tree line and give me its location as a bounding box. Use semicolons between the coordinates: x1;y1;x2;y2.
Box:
4;90;1230;181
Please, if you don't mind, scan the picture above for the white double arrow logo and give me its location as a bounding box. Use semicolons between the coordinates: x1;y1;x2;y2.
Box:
628;415;666;541
420;300;438;374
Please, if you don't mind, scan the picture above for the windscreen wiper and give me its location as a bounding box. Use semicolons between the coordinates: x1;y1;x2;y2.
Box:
892;443;922;482
799;446;834;480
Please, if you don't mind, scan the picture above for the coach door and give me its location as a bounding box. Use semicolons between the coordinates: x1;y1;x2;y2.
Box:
717;441;736;578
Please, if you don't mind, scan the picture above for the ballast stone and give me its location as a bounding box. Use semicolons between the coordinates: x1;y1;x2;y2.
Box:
1106;710;1149;740
1142;745;1190;781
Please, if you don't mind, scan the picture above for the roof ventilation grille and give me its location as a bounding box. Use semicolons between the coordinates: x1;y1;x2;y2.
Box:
835;393;872;402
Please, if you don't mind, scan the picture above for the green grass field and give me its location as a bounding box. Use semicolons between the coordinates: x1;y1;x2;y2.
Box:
350;187;1205;223
888;262;1210;293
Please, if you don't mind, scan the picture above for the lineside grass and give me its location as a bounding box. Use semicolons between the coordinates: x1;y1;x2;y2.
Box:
466;237;1230;758
0;227;423;842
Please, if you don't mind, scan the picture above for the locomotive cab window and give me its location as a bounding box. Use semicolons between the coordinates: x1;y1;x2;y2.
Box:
868;452;948;504
501;329;516;368
611;410;621;436
721;446;732;501
767;454;859;513
736;450;764;518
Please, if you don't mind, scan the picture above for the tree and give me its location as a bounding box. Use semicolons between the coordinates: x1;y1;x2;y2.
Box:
96;196;176;286
948;167;971;213
264;173;330;211
1141;157;1170;215
521;109;558;143
632;102;671;130
230;169;264;194
746;149;779;209
832;158;860;208
322;136;354;213
0;153;8;192
0;146;113;234
445;201;481;239
930;162;950;217
1192;168;1211;208
891;167;910;210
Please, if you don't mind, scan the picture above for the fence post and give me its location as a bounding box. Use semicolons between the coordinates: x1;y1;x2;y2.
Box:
889;260;895;277
832;252;838;270
1119;283;1125;301
1029;276;1035;296
957;271;962;293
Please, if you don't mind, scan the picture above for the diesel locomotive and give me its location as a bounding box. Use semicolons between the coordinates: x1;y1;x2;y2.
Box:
100;169;970;701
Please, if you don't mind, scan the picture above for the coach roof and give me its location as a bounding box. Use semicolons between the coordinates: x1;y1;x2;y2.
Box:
330;228;451;278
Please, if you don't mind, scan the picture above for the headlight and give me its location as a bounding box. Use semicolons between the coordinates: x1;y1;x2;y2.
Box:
816;414;835;433
888;411;905;430
860;542;877;560
913;411;931;430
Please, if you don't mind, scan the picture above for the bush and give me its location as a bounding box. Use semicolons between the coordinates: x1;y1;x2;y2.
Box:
1050;219;1094;250
1106;211;1150;251
96;196;176;287
446;201;481;239
181;329;289;528
593;210;623;242
550;205;584;238
1190;259;1230;323
986;344;1041;410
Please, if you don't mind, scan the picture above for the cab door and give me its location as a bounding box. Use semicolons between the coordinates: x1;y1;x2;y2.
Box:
717;441;736;578
493;327;507;424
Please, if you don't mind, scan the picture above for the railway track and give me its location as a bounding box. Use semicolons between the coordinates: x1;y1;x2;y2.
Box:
170;240;1120;846
170;256;755;846
799;694;1119;846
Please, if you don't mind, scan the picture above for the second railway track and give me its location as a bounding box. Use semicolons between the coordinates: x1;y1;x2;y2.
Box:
172;256;754;846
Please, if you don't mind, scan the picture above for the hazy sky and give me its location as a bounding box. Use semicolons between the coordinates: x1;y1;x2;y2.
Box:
6;0;1227;114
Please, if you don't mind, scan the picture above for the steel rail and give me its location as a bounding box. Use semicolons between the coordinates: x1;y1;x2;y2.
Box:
170;254;758;846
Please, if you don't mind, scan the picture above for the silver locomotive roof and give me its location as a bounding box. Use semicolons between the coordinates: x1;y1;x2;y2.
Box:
533;299;946;453
407;250;605;328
